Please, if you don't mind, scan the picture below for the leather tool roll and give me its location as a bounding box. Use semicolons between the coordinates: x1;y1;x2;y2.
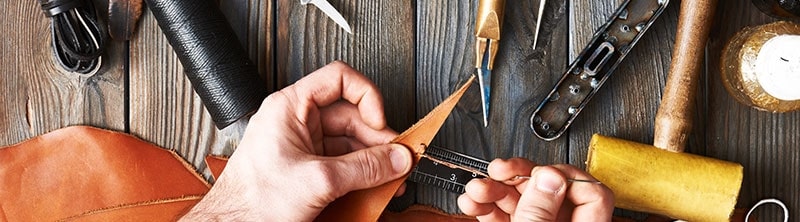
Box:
144;0;269;129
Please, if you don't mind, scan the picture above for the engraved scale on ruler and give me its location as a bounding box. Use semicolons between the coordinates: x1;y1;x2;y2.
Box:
407;146;489;193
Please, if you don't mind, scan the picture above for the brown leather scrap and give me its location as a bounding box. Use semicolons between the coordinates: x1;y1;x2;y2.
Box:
0;126;210;221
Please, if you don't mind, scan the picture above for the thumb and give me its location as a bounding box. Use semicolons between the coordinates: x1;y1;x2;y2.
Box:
513;166;567;222
329;143;412;193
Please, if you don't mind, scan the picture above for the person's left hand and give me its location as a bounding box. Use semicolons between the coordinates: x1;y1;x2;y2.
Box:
182;61;413;221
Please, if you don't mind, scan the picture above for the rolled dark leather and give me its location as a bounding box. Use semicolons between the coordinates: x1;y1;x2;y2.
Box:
144;0;269;129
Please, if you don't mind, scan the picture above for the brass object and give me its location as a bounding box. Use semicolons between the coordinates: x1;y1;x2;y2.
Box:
720;21;800;112
475;0;505;70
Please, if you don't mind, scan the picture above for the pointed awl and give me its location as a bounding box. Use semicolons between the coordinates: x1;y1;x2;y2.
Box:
475;0;506;127
533;0;546;50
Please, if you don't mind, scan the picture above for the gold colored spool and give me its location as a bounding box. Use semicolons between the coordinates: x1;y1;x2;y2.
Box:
720;21;800;112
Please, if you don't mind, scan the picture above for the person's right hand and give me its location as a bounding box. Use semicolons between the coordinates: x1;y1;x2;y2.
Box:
457;158;614;222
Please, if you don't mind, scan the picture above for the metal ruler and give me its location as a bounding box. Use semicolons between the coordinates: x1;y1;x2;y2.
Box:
407;146;489;193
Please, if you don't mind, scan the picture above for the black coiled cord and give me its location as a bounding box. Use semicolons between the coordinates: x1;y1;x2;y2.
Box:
40;0;106;75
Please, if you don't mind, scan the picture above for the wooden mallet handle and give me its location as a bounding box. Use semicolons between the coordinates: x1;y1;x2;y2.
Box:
653;0;718;152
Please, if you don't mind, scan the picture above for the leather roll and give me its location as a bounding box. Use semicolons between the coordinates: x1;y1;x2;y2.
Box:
144;0;269;129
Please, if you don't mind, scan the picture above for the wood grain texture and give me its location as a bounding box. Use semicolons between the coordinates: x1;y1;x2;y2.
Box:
220;0;275;92
567;1;677;219
128;0;273;172
653;0;718;152
567;0;677;168
414;0;569;213
706;1;798;220
0;0;125;146
3;0;798;220
275;0;415;132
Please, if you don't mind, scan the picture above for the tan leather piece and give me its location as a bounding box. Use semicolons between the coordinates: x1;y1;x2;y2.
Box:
0;126;210;221
316;76;475;222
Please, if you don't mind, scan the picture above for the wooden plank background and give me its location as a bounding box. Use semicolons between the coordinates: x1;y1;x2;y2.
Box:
1;0;796;220
1;0;126;144
705;1;799;220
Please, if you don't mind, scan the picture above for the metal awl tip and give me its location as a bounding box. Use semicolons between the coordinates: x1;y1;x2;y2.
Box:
477;68;491;127
533;0;546;50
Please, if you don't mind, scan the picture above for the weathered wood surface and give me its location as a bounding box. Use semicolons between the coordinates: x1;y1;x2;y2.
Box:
706;1;799;220
0;0;126;145
1;0;796;220
413;0;570;213
568;0;676;218
275;0;415;132
567;0;678;168
129;0;273;173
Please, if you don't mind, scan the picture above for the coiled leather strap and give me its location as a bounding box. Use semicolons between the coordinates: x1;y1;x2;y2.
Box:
40;0;105;75
144;0;269;129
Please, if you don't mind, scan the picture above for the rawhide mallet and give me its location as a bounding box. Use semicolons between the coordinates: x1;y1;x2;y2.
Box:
586;0;744;221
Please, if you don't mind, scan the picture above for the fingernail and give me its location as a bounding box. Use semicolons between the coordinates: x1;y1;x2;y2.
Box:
535;169;564;194
390;144;412;174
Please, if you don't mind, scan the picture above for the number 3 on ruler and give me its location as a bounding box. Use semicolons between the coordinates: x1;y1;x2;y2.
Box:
450;174;456;181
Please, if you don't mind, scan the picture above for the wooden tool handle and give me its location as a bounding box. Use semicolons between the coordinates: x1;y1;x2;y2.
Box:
653;0;718;152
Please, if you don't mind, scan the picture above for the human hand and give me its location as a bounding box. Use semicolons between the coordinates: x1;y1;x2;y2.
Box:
182;61;413;221
457;158;614;222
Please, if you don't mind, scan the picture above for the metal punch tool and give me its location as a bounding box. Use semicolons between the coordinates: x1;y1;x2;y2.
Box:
475;0;506;127
530;0;669;140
